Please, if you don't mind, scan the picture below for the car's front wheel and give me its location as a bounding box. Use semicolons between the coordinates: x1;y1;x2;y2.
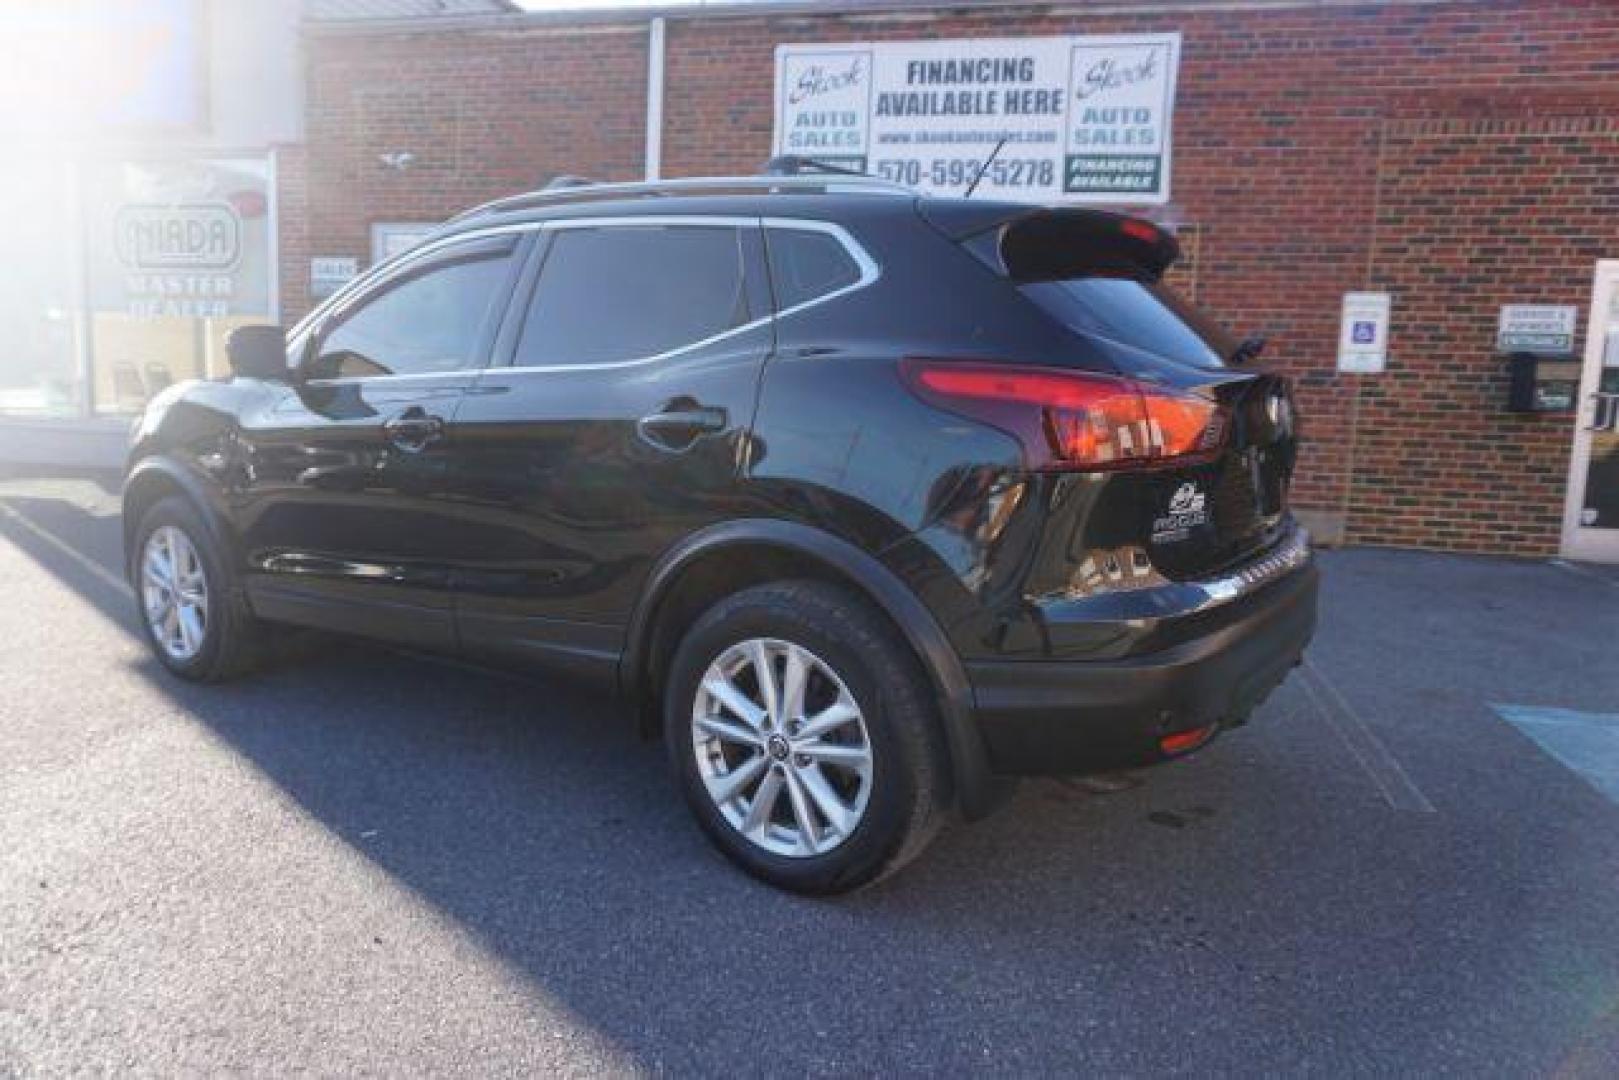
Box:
132;496;260;682
664;580;950;894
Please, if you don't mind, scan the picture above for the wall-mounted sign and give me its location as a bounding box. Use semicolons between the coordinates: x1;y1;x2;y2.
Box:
1497;304;1577;355
310;257;360;300
1338;292;1392;374
84;158;272;320
774;34;1181;204
116;204;241;271
371;222;439;265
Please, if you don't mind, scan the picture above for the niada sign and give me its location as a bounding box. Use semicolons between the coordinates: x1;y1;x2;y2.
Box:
85;157;272;320
115;205;241;271
774;34;1181;204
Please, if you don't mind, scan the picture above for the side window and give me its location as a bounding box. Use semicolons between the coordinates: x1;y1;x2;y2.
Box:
766;227;863;311
513;225;750;367
312;238;517;378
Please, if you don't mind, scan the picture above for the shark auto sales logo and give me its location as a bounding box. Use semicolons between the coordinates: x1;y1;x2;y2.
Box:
1073;48;1161;103
787;54;867;105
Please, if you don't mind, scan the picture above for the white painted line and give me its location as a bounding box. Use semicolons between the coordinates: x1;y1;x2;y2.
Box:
1299;657;1436;814
1550;559;1619;591
0;499;131;598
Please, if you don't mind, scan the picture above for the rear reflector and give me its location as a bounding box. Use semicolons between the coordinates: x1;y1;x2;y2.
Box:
1117;218;1161;244
901;359;1224;471
1159;724;1216;755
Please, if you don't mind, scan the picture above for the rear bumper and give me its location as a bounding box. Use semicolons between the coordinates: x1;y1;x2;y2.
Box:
966;555;1318;775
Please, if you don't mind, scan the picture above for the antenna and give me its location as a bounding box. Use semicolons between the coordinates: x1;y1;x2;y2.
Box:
963;137;1009;199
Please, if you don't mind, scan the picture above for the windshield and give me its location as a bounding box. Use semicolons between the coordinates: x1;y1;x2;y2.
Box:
1021;277;1239;370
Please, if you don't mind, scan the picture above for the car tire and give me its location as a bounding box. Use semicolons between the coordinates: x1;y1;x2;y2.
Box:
131;495;260;682
664;579;950;894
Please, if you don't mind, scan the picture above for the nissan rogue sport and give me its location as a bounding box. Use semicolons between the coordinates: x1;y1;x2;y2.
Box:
123;172;1317;894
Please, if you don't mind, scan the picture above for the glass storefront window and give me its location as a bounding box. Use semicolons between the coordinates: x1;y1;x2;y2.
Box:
0;154;275;421
0;163;83;416
82;156;274;415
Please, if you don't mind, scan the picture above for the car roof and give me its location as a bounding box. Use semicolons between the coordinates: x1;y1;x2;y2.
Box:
427;175;1031;242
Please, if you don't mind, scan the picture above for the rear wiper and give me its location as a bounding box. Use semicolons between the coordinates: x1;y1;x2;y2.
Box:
1230;333;1268;366
762;155;870;178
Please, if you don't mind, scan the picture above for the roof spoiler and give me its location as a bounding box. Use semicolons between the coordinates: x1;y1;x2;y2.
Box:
921;203;1181;283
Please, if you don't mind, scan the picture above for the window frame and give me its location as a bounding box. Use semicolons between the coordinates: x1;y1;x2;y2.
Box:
762;218;880;320
761;222;875;317
294;229;532;385
489;215;881;373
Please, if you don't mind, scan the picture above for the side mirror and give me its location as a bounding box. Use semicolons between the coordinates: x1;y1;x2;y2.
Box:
226;325;290;381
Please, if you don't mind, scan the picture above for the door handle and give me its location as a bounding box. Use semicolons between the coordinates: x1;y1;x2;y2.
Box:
384;406;446;452
637;402;728;451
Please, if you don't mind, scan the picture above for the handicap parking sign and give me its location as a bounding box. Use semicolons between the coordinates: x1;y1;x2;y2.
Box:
1338;292;1391;373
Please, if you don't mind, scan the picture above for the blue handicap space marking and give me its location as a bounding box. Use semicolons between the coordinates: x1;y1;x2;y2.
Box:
1492;705;1619;805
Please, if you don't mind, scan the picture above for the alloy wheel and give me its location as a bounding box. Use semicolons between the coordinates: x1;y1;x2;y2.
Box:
141;525;210;662
691;637;874;858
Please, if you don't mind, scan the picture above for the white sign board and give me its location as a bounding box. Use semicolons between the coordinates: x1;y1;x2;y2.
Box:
1338;292;1392;374
774;34;1181;204
310;256;359;300
371;222;438;264
1497;304;1577;355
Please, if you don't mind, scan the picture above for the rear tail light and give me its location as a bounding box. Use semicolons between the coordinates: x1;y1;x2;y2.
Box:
901;359;1225;471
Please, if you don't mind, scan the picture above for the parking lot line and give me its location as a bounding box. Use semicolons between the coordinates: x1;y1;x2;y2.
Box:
1298;657;1437;814
0;499;130;597
1492;704;1619;805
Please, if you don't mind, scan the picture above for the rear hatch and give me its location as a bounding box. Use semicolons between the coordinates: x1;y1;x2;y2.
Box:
922;203;1298;580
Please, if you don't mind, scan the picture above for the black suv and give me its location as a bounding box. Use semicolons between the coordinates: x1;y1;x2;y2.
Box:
124;174;1316;893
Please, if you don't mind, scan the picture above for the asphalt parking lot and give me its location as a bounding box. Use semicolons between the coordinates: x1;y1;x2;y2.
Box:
1;470;1616;1076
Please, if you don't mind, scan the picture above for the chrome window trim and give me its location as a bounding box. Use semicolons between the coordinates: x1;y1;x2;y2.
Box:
290;222;539;343
295;215;880;385
496;216;879;376
289;222;540;385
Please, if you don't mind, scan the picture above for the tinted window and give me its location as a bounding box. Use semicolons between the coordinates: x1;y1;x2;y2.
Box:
1021;278;1238;370
515;225;749;366
314;241;516;378
767;227;862;310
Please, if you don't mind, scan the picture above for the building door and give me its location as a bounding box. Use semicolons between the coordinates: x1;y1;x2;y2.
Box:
1562;260;1619;563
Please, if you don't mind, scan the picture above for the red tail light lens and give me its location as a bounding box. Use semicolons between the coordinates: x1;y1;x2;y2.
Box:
1160;723;1216;755
902;359;1225;471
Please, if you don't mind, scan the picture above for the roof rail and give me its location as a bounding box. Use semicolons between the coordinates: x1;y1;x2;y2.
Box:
448;173;912;224
542;174;596;191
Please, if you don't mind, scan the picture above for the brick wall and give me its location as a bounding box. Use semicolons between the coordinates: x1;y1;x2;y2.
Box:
295;0;1619;556
274;143;311;321
1354;109;1619;553
300;21;647;276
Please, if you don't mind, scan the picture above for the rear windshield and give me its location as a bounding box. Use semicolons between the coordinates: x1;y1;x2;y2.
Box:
1020;277;1238;370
